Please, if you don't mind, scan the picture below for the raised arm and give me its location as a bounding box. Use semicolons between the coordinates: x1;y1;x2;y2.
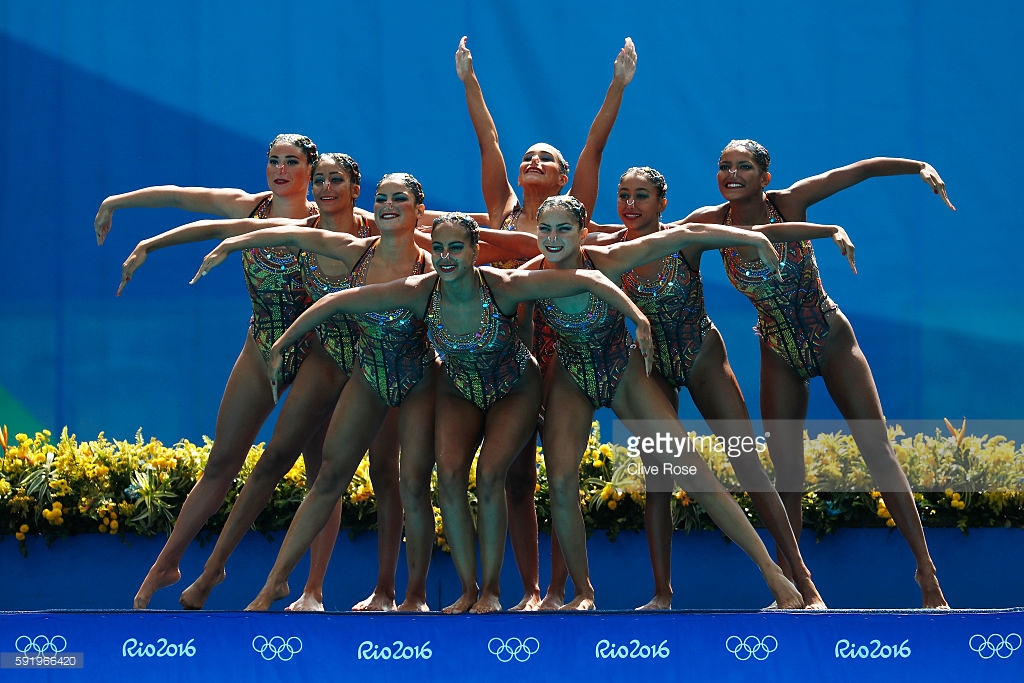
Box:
495;267;653;373
265;275;433;398
569;37;637;216
784;157;955;211
116;215;310;296
95;185;266;245
456;36;518;227
190;226;366;284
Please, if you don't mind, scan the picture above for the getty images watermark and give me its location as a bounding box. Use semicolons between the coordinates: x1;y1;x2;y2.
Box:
609;418;1024;494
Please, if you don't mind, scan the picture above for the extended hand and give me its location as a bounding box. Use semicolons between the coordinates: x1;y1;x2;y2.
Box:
95;202;113;246
456;36;474;82
831;226;857;274
614;37;637;86
752;234;782;280
636;318;654;376
117;245;147;296
920;163;956;211
267;348;284;405
190;248;229;285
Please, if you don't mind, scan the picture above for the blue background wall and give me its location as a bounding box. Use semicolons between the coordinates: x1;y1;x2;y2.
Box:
1;1;1020;444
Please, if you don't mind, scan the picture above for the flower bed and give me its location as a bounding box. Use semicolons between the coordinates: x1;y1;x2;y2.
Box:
1;420;1022;556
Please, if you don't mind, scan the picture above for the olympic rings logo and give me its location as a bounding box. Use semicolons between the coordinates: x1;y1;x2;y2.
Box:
725;635;778;661
969;633;1021;659
252;635;303;661
488;637;540;663
14;635;67;654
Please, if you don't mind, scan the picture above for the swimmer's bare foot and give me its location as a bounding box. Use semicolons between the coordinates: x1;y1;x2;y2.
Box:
285;592;325;612
509;592;541;612
794;575;827;610
397;597;430;612
763;567;803;610
245;580;290;611
537;589;564;611
133;565;181;609
352;589;397;612
636;593;672;611
560;594;596;611
917;570;949;609
442;592;478;614
179;567;225;610
469;592;502;614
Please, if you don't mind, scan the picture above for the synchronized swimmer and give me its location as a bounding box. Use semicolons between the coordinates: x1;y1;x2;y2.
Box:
97;36;955;613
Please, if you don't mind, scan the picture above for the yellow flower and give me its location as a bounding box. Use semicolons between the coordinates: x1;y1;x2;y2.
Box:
592;460;604;468
600;484;614;501
15;532;25;541
870;491;881;499
110;520;119;531
19;523;30;533
885;518;896;528
607;500;618;510
98;524;108;533
944;488;955;498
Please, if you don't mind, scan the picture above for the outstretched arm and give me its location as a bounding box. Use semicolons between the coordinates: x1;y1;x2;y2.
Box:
496;267;654;373
95;185;265;245
569;37;637;216
116;215;310;296
191;226;365;284
752;222;856;273
266;275;433;398
475;228;542;264
599;223;783;276
785;157;956;211
456;36;518;227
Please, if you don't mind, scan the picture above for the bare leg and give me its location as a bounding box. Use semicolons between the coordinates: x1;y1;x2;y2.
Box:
689;330;825;609
820;315;947;608
135;337;275;609
289;416;343;612
615;353;803;609
395;366;437;612
759;342;811;580
180;348;344;610
637;372;678;610
436;388;485;614
504;435;541;611
538;533;568;610
351;410;401;612
470;368;542;613
541;364;598;611
246;374;388;611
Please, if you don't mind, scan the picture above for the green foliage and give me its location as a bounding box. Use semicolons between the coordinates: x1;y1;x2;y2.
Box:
3;420;1022;557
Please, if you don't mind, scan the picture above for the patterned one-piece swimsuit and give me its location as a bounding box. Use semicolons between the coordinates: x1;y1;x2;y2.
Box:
622;246;712;389
536;250;633;408
350;239;432;407
297;215;371;375
242;195;319;384
426;270;532;411
721;197;838;381
487;205;557;376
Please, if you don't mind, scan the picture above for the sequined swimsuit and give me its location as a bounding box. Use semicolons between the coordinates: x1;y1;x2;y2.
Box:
721;197;838;381
426;270;532;411
487;204;557;376
350;239;432;407
298;215;371;375
537;250;633;408
621;245;712;389
242;195;319;384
